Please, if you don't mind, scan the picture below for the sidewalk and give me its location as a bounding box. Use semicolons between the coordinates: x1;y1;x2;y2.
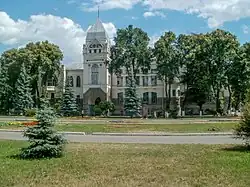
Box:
0;129;234;136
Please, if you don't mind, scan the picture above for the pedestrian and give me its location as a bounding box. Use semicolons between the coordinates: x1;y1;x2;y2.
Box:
81;109;84;118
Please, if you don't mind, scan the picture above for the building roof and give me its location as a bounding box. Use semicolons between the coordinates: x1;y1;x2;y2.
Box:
86;18;109;42
65;63;83;70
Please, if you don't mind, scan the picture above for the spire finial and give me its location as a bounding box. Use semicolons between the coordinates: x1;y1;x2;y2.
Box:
98;5;100;18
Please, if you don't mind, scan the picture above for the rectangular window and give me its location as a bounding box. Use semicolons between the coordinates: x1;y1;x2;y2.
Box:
143;76;148;86
91;73;98;85
143;92;149;104
126;76;129;86
51;93;55;99
99;49;102;53
117;77;123;87
94;49;97;53
135;76;140;86
151;76;157;86
151;92;157;104
89;50;91;53
172;89;176;97
118;92;123;104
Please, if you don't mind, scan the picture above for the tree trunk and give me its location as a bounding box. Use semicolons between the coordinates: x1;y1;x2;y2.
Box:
227;85;232;111
215;89;221;114
167;82;171;112
164;79;169;112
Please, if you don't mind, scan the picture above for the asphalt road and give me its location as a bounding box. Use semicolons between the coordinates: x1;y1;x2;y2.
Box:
0;131;242;144
0;116;240;124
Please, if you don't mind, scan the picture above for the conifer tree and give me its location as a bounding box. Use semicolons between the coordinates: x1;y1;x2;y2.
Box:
21;98;66;159
13;63;33;115
61;79;78;116
235;89;250;146
124;73;141;118
0;59;11;114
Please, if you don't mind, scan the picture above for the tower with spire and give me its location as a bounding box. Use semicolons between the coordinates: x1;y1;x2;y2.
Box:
82;11;112;115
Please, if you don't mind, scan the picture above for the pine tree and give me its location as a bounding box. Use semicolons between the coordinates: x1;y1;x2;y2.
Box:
61;79;78;116
234;89;250;147
124;74;141;118
20;98;66;159
0;59;11;114
13;63;33;115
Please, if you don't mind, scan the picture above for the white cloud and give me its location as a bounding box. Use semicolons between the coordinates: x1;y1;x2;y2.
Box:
83;0;250;28
149;35;160;47
143;11;166;18
242;25;249;34
0;11;117;64
143;0;250;28
82;0;141;12
67;0;76;5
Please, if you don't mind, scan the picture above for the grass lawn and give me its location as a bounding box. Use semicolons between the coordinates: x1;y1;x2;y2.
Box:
0;122;238;133
0;140;250;187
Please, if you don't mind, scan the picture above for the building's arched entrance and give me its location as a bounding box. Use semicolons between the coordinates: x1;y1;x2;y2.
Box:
83;88;107;116
95;97;101;105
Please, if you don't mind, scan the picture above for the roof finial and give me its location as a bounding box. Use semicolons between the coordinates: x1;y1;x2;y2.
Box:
98;5;100;18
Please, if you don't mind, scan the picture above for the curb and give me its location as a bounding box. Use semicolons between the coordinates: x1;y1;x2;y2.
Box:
0;129;233;136
91;132;234;136
0;129;86;136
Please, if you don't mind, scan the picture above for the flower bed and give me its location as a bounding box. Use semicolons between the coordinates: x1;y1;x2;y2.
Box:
22;121;39;126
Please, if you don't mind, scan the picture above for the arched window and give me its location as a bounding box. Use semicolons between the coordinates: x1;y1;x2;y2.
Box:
68;76;74;87
76;76;81;87
91;64;99;85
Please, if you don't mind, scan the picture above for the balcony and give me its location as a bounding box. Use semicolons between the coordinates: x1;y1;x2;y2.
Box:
46;86;55;91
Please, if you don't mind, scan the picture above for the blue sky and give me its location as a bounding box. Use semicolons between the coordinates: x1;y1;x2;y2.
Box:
1;0;250;63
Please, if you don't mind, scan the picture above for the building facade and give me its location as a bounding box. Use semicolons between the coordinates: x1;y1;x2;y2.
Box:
48;18;230;116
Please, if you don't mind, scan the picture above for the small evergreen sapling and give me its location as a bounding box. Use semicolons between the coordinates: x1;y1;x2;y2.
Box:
61;79;78;116
124;75;141;118
20;99;66;159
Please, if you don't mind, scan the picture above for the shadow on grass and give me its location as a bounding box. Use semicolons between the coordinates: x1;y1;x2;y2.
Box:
6;153;62;161
222;145;250;153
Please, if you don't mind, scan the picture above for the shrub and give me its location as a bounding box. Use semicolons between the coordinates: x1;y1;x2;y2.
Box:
24;108;37;117
234;89;250;147
94;105;102;116
234;101;250;146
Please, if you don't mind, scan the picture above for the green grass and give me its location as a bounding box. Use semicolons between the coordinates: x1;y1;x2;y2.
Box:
0;122;238;133
0;140;250;187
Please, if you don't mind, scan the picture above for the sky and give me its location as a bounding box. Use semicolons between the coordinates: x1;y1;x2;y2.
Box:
1;0;250;64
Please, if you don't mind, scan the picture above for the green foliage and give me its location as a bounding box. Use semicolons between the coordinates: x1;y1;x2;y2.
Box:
154;31;180;111
98;101;115;116
0;59;12;114
124;75;141;118
111;25;151;76
60;80;78;117
93;105;102;116
235;90;250;146
24;108;37;117
13;63;33;115
20;100;66;159
0;41;63;107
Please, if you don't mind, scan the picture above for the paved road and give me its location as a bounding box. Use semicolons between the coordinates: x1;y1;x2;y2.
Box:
0;116;240;124
0;131;242;144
